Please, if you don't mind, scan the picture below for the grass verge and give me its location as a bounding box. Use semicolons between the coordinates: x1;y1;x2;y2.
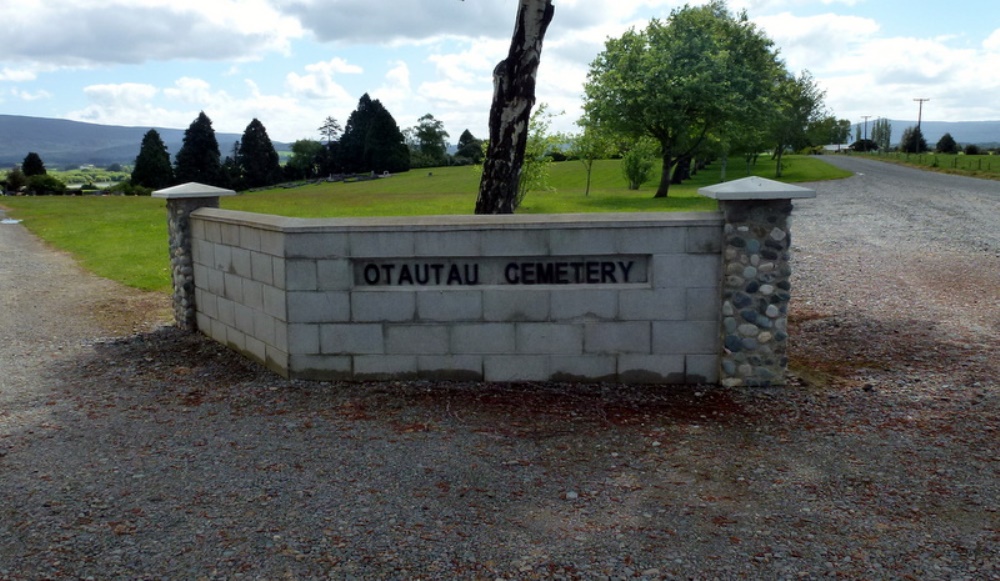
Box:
2;155;849;292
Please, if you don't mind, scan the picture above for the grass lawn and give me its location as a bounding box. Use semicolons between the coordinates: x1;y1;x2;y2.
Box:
1;155;849;293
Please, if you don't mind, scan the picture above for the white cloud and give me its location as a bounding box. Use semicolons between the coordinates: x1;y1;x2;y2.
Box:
286;58;362;101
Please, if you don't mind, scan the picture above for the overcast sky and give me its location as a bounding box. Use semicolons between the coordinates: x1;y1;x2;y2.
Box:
1;0;998;144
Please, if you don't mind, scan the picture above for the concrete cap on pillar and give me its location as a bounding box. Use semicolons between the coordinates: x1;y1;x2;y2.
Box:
152;182;238;199
698;176;815;200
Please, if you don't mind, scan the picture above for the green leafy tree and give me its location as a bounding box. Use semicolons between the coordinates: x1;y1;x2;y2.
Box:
900;126;928;154
513;103;558;209
935;132;959;154
22;152;47;176
318;116;343;144
870;118;892;153
340;94;409;174
26;174;66;195
583;1;780;197
131;129;174;189
174;112;224;187
569;118;615;196
411;113;450;167
4;166;27;192
455;129;484;164
768;70;825;177
285;139;325;180
237;118;282;189
620;138;658;190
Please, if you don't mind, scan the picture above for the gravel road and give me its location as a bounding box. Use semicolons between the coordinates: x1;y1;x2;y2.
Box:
1;158;998;580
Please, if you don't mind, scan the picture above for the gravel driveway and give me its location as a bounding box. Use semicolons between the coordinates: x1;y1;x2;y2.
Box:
1;158;998;580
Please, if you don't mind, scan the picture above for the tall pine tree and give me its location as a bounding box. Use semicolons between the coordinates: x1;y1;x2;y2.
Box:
340;94;409;174
174;112;224;187
131;129;174;189
237;118;282;189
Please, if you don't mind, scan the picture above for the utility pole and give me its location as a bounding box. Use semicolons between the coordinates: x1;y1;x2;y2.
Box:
861;115;872;141
914;98;930;129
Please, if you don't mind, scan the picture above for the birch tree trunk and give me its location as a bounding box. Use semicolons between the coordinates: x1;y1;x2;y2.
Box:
474;0;554;214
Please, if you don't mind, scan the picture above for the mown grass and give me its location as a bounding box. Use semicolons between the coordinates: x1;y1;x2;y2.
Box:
1;155;849;292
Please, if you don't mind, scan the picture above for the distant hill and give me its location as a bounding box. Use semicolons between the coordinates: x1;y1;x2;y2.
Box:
0;115;290;169
874;119;1000;148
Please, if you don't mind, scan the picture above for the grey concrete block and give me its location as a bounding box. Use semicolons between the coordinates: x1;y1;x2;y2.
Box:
584;322;650;354
225;327;246;352
417;356;483;381
190;217;206;241
516;323;583;355
354;355;419;379
450;323;516;354
286;260;318;291
549;228;618;255
259;230;284;256
287;323;320;354
386;325;449;355
193;263;210;290
231;247;252;278
619;288;686;321
242;280;264;311
223;273;243;302
206;268;225;296
192;239;212;266
287;291;350;323
550;289;617;320
652;321;719;354
263;285;286;320
317;259;352;291
616;226;685;254
213;243;232;272
221;223;241;246
272;258;286;290
686;225;722;254
321;324;384;355
417;290;482;321
482;289;550;322
196;289;218;319
245;335;267;363
288;354;351;380
350;231;415;258
195;313;212;334
618;354;686;384
686;287;720;321
203;221;222;244
274;320;288;352
254;313;277;347
414;231;481;257
685;354;720;384
480;230;549;256
217;297;236;326
287;232;349;259
483;355;550;382
250;252;274;285
351;291;416;322
234;303;255;335
239;225;262;252
550;355;617;382
652;254;721;289
209;318;229;344
264;345;290;376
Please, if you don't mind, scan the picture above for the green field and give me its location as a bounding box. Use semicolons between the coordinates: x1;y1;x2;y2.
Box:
1;156;849;293
864;151;1000;180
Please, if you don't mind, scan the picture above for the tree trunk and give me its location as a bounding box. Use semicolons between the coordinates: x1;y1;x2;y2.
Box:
653;152;674;198
475;0;555;214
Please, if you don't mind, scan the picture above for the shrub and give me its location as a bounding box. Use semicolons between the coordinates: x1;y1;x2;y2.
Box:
964;144;981;156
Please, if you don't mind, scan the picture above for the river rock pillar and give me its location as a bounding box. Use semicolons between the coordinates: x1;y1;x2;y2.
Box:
152;182;237;332
699;177;816;387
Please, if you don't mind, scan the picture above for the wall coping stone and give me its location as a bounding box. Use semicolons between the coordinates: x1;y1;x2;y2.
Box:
190;208;723;233
699;176;816;200
153;182;238;199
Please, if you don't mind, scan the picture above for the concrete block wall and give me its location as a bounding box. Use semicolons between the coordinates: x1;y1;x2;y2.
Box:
189;210;724;384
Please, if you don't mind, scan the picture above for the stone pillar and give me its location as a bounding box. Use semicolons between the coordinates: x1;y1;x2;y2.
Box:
152;183;237;331
699;177;815;387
